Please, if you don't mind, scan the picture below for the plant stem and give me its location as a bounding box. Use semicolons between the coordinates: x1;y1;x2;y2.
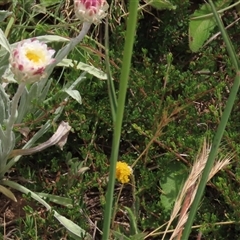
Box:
45;22;91;78
6;83;25;150
105;18;117;123
102;1;139;239
55;22;91;66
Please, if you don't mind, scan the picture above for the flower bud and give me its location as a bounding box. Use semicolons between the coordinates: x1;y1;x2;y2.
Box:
74;0;109;24
10;39;55;83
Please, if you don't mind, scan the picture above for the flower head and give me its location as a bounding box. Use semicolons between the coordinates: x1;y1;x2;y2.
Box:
74;0;109;24
116;161;133;184
10;38;55;83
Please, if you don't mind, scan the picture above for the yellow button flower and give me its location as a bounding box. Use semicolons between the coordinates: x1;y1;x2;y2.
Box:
116;161;132;184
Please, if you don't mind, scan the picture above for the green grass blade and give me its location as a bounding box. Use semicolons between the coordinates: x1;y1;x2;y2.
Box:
124;207;139;235
182;1;240;238
105;18;117;122
102;1;139;239
1;180;52;210
208;1;239;69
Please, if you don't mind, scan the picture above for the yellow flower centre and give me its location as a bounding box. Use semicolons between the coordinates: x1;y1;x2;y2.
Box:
26;50;43;63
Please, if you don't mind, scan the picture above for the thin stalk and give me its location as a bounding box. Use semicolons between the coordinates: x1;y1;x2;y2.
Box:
5;83;26;136
105;17;117;122
5;82;26;153
54;22;91;66
208;3;239;69
102;1;139;239
44;22;91;78
111;185;123;228
181;1;240;239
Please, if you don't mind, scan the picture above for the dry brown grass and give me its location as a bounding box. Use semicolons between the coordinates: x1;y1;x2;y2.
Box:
167;139;233;240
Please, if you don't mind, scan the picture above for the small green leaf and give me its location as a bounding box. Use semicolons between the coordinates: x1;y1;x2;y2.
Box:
160;161;188;212
0;28;11;52
37;192;73;208
64;89;82;104
59;59;107;80
146;0;176;10
189;0;232;52
0;185;17;202
76;62;107;80
36;35;69;43
0;10;12;22
54;211;92;240
189;3;216;52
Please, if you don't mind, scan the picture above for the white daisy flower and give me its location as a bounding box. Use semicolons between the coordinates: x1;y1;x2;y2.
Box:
10;38;55;83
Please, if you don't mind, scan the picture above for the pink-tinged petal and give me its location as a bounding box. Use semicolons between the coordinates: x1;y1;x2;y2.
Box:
18;65;24;71
13;51;18;57
74;0;108;24
34;67;44;75
85;1;91;9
